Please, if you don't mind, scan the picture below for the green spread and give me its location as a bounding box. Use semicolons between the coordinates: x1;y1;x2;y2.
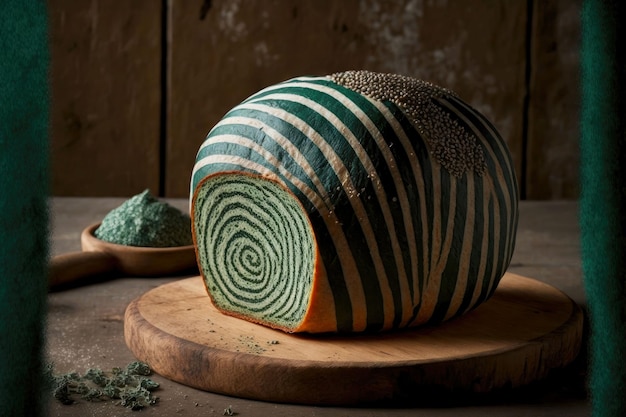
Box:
95;190;192;247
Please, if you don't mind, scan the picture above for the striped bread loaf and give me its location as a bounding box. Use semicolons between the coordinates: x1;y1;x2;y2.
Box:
191;70;519;333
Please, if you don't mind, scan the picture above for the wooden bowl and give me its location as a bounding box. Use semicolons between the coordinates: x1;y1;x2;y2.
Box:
49;223;197;287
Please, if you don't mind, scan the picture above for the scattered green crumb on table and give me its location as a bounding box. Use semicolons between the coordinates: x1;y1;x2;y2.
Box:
47;361;159;410
95;189;193;247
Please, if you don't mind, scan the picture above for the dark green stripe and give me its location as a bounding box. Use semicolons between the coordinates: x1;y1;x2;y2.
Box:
193;163;259;191
307;211;353;331
195;177;313;322
458;173;486;314
194;145;316;215
248;91;370;186
223;102;365;330
385;102;436;324
241;77;339;103
437;99;514;215
200;122;318;198
318;85;426;328
220;103;342;194
455;96;519;266
428;173;469;324
441;96;517;198
434;99;515;285
296;85;411;328
440;96;518;265
194;77;519;330
477;195;497;306
248;81;455;328
247;96;390;330
483;201;509;302
490;190;511;299
202;95;361;330
202;198;286;309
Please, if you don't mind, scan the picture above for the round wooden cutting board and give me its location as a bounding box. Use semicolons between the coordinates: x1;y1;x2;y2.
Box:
124;273;583;405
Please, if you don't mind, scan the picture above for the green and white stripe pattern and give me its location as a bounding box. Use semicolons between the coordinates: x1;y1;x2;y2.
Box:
193;174;315;330
191;71;519;333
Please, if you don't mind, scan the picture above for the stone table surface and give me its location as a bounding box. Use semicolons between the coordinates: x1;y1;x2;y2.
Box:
47;198;588;416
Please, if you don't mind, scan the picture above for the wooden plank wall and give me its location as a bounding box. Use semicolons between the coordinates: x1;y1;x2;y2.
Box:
527;0;580;199
49;0;162;196
49;0;580;200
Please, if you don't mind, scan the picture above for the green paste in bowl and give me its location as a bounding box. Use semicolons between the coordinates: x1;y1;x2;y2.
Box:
95;190;193;247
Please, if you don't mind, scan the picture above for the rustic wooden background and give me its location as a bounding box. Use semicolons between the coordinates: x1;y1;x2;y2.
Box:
49;0;579;199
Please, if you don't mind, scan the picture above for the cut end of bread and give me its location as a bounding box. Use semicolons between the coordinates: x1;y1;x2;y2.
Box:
192;173;316;331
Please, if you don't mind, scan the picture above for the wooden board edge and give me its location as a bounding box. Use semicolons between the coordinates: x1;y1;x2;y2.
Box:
123;281;584;406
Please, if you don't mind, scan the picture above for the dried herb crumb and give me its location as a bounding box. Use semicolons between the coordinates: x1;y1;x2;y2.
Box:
47;361;159;410
95;189;192;247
